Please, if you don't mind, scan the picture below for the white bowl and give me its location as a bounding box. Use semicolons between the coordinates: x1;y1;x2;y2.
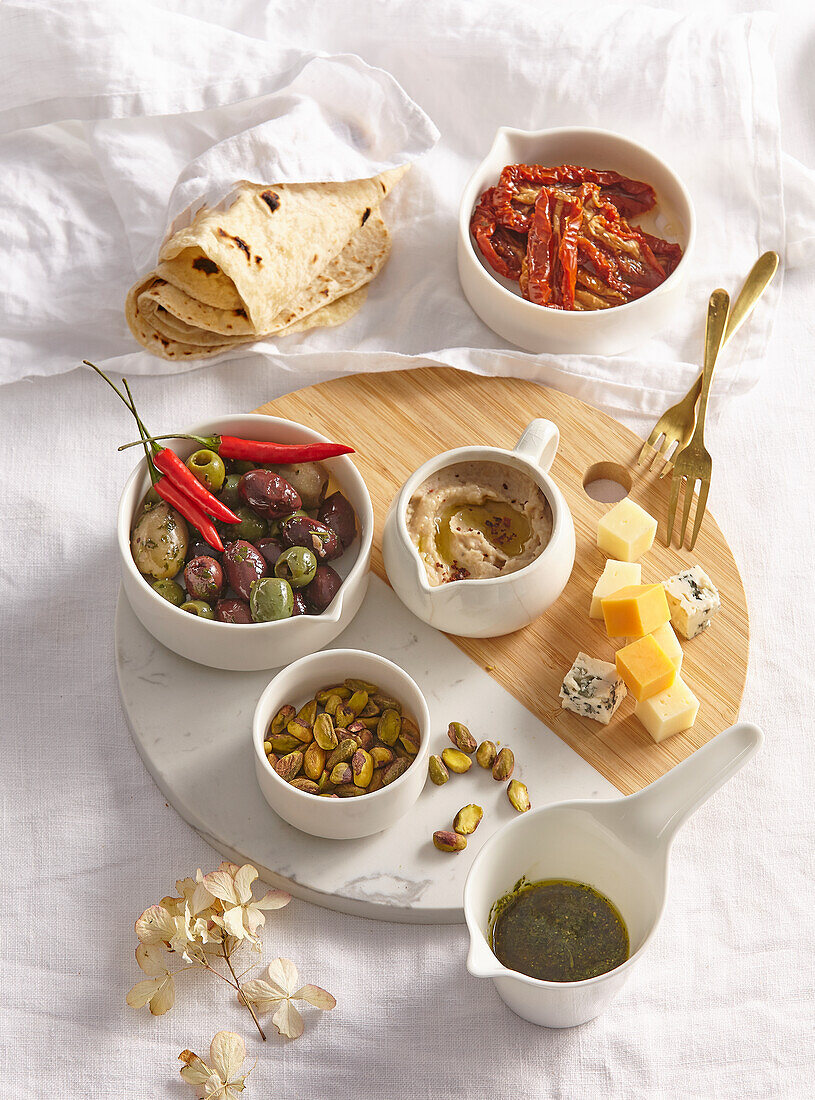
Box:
118;413;373;671
382;418;575;637
252;649;430;839
457;125;696;355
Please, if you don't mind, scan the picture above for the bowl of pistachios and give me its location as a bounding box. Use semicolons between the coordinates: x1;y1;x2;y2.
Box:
252;649;431;839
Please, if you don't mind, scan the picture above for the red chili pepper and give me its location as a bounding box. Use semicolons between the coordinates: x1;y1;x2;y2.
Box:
154;476;225;552
216;436;353;463
152;447;240;525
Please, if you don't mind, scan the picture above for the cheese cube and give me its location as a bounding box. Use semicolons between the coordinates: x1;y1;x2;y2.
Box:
601;584;670;638
627;621;683;672
635;677;700;743
616;635;677;701
663;565;721;639
590;560;642;618
560;652;627;725
597;498;657;562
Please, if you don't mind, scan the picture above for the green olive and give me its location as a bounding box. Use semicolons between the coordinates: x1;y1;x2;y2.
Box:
228;505;268;542
140;485;162;513
180;599;215;619
218;473;243;510
151;578;185;606
187;449;226;493
230;460;255;475
274;546;318;589
249;577;294;622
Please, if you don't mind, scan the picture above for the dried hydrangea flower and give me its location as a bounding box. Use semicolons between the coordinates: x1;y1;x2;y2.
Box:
179;1031;249;1098
203;862;290;949
241;957;336;1039
126;943;175;1016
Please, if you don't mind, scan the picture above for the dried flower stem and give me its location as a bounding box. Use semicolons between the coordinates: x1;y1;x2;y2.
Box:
222;946;266;1041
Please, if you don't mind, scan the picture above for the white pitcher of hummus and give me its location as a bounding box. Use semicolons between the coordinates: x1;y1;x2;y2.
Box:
382;419;575;637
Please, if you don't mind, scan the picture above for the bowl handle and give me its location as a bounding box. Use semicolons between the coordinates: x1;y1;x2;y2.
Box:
513;419;559;472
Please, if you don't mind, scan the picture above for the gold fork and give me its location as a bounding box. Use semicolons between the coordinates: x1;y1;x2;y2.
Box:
666;288;730;550
638;250;779;475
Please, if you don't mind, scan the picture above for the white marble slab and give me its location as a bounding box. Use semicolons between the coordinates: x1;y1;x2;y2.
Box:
115;575;618;923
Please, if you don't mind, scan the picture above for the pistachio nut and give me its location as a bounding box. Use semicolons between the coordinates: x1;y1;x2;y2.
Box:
286;717;314;744
330;762;353;786
371;745;395;768
358;715;381;730
263;740;273;755
476;740;497;769
371;693;402;714
326;738;357;770
269;704;296;737
266;751;279;767
335;703;356;728
268;733;303;754
275;751;303;782
367;768;385;793
360;700;381;718
313;712;338;751
319;792;340;798
392;742;411;760
352;749;374;788
335;783;365;797
318;684;351;702
317;770;334;794
453;803;483;835
347;689;369;716
492;747;514;782
349;725;374;751
297;699;318;727
447;721;477;754
441;747;472;774
506;779;530;813
382;757;410;786
324;693;344;717
433;830;467;853
399;726;421;755
377;708;401;746
428;754;449;786
290;777;320;794
344;677;379;694
303;742;327;781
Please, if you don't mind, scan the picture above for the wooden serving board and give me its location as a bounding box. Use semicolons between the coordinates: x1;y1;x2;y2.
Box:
258;367;748;796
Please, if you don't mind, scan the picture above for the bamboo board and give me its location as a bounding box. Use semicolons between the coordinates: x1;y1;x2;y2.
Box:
257;367;749;796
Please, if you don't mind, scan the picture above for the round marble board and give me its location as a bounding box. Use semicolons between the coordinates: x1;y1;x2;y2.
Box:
116;367;748;923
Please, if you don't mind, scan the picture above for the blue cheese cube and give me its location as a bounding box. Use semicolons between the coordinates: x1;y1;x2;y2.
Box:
663;565;720;639
560;652;627;725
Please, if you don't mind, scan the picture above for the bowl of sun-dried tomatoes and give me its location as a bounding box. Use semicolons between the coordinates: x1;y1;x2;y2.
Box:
458;126;695;356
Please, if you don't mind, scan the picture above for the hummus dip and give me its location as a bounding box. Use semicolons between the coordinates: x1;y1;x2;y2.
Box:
406;461;553;585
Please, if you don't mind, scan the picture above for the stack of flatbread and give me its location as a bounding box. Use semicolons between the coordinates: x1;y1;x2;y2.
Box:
126;167;407;360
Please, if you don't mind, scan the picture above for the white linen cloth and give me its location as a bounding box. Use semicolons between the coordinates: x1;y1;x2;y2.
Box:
1;2;813;1098
1;0;814;421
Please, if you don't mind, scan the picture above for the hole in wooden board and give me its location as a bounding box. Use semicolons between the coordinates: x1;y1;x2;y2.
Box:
583;461;632;503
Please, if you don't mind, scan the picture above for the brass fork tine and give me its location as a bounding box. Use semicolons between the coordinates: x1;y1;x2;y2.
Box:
666;472;682;546
689;479;710;551
678;476;696;548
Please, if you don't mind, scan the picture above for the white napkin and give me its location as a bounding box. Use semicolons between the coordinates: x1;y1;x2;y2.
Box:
1;1;813;418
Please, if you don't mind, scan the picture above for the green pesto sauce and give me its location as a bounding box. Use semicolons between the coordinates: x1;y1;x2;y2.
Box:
490;878;629;983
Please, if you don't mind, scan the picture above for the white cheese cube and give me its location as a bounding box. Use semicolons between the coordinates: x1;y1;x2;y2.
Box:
626;621;683;672
635;677;699;743
560;652;627;725
590;560;642;618
597;498;657;562
663;565;720;639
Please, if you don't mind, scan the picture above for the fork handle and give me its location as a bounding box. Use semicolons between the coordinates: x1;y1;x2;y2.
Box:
684;250;780;408
693;289;730;444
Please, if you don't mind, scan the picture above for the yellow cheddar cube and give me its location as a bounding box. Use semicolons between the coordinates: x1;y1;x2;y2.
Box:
616;635;676;701
597;498;657;562
590;560;642;619
601;584;670;638
627;621;683;672
635;677;700;743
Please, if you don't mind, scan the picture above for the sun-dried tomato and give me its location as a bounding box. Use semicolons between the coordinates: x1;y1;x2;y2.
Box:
470;187;526;280
469;164;681;312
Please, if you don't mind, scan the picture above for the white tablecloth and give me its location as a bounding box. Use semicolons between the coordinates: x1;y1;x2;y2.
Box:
2;2;813;1097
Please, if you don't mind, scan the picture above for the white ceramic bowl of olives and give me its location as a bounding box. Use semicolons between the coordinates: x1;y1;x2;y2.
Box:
117;413;373;671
